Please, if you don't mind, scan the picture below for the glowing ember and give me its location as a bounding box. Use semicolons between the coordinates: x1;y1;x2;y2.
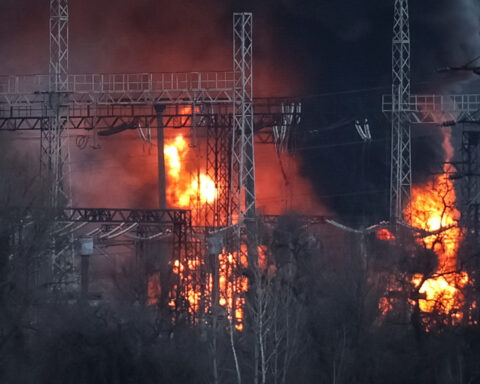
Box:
377;228;395;241
218;247;249;331
147;274;161;306
405;165;468;320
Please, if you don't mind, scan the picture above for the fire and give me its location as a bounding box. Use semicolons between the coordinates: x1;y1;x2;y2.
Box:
164;134;217;210
377;228;395;241
160;132;249;330
405;165;469;320
218;247;249;331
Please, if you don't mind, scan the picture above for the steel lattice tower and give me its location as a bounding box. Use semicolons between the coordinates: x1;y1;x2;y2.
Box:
460;123;480;240
390;0;411;222
230;13;255;225
49;0;68;92
41;0;70;207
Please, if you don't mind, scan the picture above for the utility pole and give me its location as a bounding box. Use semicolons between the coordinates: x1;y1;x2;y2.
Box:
390;0;411;223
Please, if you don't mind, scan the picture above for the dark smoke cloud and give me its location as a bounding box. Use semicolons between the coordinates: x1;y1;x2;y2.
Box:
0;1;479;221
411;0;480;92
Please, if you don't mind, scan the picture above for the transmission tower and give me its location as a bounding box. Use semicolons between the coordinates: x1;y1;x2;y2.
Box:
230;13;255;225
390;0;411;222
41;0;70;207
460;121;480;240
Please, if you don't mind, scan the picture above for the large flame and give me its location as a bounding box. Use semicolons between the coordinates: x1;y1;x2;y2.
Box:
405;164;468;320
164;134;217;210
151;131;251;329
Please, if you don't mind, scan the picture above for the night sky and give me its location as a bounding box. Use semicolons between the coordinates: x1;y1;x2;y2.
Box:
0;0;479;223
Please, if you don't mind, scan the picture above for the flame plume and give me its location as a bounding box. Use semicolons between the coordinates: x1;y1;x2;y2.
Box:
405;164;469;322
164;134;216;210
149;132;249;329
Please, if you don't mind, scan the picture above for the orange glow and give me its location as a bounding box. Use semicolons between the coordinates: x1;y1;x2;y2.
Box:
377;228;395;241
171;105;200;128
405;164;469;321
257;245;268;270
164;134;217;212
378;296;393;316
147;274;161;306
162;133;250;328
218;246;249;331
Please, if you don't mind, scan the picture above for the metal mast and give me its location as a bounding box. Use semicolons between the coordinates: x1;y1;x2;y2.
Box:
230;13;255;225
390;0;411;222
42;0;70;207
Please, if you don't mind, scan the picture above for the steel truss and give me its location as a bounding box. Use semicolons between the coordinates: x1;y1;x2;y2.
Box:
382;94;480;123
51;207;192;305
206;107;232;228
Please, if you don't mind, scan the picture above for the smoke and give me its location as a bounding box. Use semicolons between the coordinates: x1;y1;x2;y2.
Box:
280;0;480;222
411;0;480;93
1;0;479;219
70;132;158;208
255;145;328;216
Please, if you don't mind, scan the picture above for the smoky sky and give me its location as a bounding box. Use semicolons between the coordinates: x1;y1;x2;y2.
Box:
0;0;479;223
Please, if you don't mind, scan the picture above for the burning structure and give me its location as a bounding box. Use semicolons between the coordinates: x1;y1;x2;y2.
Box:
0;5;323;333
3;3;480;383
0;0;479;327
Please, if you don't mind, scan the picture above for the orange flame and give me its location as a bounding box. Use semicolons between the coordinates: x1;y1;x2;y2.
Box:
218;247;249;331
405;165;468;319
164;134;217;210
377;228;395;241
160;133;250;330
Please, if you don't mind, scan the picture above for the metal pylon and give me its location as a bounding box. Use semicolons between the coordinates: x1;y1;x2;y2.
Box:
460;123;480;240
230;12;255;226
41;0;70;207
390;0;411;222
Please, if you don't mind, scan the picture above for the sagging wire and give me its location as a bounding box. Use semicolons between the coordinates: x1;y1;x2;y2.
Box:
55;222;89;237
98;223;126;239
273;102;301;153
85;227;102;237
124;230;173;241
137;120;152;144
51;221;76;235
75;135;89;150
104;223;138;240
